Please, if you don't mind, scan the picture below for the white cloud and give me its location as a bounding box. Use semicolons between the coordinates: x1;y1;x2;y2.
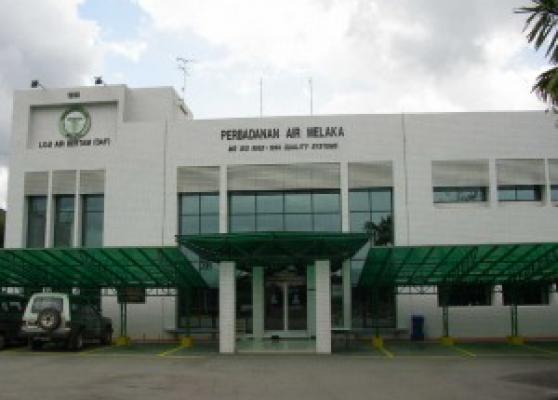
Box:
104;40;148;62
135;0;545;114
0;0;105;209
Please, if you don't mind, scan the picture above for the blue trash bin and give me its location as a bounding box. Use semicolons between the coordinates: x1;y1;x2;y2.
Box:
411;315;425;341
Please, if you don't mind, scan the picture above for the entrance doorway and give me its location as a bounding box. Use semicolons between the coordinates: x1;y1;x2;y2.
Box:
264;268;307;334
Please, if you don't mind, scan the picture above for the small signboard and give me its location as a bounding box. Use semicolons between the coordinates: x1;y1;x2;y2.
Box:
117;287;146;304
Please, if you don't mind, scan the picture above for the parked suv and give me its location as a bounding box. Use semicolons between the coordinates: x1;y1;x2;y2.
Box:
0;294;27;349
21;292;112;350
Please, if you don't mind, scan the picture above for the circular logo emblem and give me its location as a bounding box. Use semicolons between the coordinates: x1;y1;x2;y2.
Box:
59;107;91;139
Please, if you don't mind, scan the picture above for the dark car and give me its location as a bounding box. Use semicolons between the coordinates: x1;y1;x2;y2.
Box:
21;292;112;350
0;294;27;349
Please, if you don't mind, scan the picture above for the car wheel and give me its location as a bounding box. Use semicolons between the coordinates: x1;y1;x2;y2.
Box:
100;328;112;345
37;308;61;332
0;333;5;350
70;332;84;351
28;339;42;351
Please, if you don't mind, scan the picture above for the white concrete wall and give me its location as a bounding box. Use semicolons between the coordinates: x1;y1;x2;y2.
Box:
101;295;176;341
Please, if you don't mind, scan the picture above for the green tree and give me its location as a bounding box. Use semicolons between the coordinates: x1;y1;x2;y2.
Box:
363;215;393;246
517;1;558;107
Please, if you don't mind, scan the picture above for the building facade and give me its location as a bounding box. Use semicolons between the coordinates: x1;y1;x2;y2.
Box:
6;85;558;351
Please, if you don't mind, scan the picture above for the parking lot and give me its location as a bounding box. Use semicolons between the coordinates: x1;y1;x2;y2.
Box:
1;340;558;400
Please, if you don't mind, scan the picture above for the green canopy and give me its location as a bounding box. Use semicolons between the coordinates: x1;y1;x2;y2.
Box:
176;232;369;268
0;247;206;289
359;242;558;287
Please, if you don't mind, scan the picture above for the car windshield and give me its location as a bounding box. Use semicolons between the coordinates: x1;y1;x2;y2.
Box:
31;297;63;313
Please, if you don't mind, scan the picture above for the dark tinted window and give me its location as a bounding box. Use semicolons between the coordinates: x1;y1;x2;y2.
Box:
31;297;63;313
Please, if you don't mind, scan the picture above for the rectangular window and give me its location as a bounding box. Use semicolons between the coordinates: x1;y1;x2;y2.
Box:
498;185;543;202
502;283;550;305
53;195;75;248
552;185;558;202
26;196;47;248
82;195;104;247
438;285;492;306
228;190;341;233
178;193;220;235
433;187;487;203
349;188;393;246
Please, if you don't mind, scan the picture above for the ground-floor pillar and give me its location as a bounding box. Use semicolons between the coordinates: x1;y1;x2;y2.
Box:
252;266;264;339
219;261;236;353
342;260;352;329
315;260;331;354
307;264;316;337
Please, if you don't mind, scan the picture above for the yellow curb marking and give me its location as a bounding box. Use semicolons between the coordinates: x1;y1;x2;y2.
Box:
452;346;476;357
158;345;186;357
379;347;394;358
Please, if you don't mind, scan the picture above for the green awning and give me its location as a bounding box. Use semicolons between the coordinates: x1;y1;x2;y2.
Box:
176;232;369;268
0;247;207;289
359;243;558;287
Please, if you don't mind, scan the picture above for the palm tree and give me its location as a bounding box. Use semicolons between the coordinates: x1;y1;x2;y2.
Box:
517;1;558;107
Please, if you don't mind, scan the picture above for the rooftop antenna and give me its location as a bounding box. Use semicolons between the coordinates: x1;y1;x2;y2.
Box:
309;77;314;115
176;57;195;100
259;77;263;117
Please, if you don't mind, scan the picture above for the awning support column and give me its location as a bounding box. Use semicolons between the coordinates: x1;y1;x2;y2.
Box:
315;259;331;354
180;285;194;348
371;287;384;349
252;266;264;339
219;261;236;354
508;283;524;345
116;300;131;346
342;260;352;329
440;285;454;346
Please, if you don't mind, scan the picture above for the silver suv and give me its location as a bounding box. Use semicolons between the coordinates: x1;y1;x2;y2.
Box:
21;293;112;350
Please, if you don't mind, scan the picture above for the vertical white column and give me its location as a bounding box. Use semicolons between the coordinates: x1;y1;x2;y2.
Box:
342;260;352;329
219;261;236;353
45;170;53;247
489;159;498;207
219;165;228;233
73;170;81;247
544;159;552;205
340;162;350;232
307;264;316;337
252;266;265;339
315;260;331;354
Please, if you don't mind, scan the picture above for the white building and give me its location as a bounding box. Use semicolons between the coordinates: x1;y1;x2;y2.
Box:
5;84;558;353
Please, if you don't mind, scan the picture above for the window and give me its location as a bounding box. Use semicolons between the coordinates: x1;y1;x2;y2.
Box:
551;185;558;202
349;188;393;245
438;285;492;306
178;193;219;235
502;283;550;305
228;190;341;233
498;185;543;202
433;187;487;203
26;196;47;248
53;195;75;248
82;195;104;247
31;297;63;313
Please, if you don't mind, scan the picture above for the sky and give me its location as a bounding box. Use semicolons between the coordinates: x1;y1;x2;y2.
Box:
0;0;551;209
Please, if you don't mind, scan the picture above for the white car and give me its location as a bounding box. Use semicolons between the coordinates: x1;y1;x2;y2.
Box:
21;292;112;350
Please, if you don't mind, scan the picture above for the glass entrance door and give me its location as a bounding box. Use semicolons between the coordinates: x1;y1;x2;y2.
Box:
264;269;307;332
287;284;307;330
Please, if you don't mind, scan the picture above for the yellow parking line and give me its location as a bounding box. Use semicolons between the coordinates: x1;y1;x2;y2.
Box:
158;345;185;357
523;344;558;356
379;347;394;358
452;346;476;357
